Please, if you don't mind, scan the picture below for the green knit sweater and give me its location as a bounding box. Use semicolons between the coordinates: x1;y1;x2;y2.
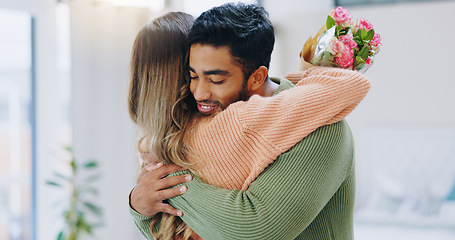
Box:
130;80;356;239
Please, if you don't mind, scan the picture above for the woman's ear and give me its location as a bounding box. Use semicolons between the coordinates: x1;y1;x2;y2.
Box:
247;66;268;92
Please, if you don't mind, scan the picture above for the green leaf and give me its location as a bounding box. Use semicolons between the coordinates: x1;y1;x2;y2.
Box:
335;25;344;38
84;224;93;234
355;56;365;63
354;56;366;70
84;160;98;168
326;15;336;30
83;202;103;216
71;160;77;173
361;28;368;40
353;36;363;47
339;27;351;36
354;29;362;38
64;210;72;222
364;29;375;42
57;231;64;240
46;181;62;187
76;216;88;231
64;146;73;153
358;46;370;60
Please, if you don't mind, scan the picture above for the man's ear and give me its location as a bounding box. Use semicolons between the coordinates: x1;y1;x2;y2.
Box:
247;66;268;92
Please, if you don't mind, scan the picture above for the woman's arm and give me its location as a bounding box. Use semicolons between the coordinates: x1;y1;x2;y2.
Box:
192;67;369;190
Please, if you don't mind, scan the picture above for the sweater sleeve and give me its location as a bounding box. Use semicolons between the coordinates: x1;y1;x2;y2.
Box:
129;206;154;239
168;120;355;239
129;190;154;239
191;66;369;190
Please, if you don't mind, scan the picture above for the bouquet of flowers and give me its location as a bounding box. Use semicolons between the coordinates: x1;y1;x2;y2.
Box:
301;6;382;72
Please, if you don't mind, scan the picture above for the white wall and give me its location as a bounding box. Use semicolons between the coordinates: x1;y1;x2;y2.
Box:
264;0;334;77
69;0;151;239
346;1;455;128
265;1;455;128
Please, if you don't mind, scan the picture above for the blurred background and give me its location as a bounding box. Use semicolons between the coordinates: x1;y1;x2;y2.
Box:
0;0;454;239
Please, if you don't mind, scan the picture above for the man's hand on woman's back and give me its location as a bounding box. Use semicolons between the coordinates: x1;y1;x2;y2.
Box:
130;157;192;217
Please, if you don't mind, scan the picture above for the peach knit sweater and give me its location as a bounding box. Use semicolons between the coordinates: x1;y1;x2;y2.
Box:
189;66;370;190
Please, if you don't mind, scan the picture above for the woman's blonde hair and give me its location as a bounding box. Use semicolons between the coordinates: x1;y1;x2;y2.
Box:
128;12;197;240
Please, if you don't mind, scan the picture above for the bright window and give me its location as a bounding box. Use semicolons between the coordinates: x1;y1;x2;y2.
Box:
0;8;34;240
0;3;73;239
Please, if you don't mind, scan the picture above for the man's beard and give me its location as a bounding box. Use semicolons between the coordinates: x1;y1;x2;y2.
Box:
220;83;251;110
196;82;251;115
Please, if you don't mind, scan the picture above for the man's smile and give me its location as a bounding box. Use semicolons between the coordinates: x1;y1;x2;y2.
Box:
197;102;220;115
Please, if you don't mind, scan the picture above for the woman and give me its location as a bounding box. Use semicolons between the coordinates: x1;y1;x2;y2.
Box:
128;12;369;240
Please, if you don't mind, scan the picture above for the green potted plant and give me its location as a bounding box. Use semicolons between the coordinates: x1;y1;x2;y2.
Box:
46;146;103;240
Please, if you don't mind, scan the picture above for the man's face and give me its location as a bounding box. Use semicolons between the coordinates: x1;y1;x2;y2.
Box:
189;43;250;115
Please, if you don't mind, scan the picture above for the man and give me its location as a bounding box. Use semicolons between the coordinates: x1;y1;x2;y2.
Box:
130;3;362;239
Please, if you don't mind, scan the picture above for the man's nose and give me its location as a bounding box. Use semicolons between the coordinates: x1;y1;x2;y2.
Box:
192;80;211;101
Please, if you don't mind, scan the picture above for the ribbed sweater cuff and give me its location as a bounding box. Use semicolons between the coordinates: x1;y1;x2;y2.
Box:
129;188;153;221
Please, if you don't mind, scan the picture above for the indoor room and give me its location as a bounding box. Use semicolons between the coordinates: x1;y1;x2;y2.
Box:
1;0;454;239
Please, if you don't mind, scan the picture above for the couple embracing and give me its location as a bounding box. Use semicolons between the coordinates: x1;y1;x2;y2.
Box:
128;2;370;240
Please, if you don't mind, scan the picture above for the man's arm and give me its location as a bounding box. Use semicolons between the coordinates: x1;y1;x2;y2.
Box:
129;202;154;239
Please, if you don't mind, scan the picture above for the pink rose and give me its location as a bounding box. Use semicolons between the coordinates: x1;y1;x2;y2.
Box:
330;7;352;25
365;57;372;65
334;47;354;68
369;33;382;47
339;34;357;49
331;40;345;55
356;18;373;31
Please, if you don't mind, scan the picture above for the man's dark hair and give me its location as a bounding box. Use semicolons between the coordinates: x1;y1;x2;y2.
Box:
188;2;275;80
